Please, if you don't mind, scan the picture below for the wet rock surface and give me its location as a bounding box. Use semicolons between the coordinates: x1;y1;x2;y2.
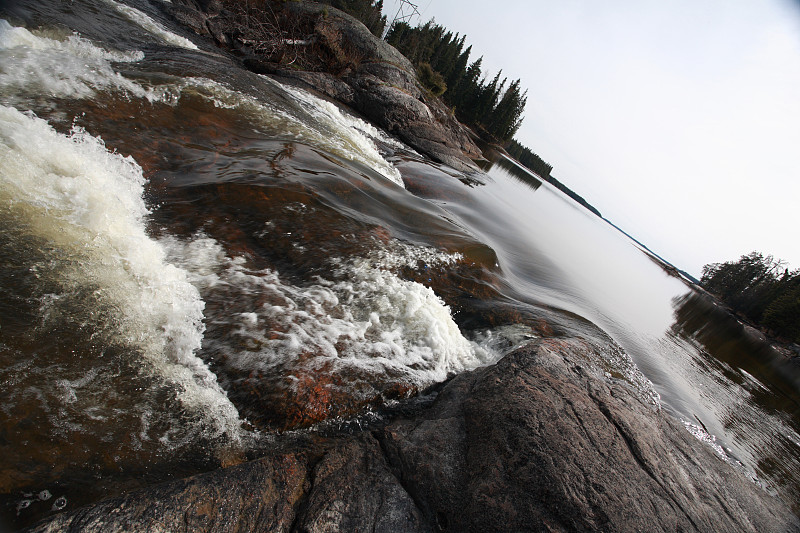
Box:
26;340;798;532
26;450;312;533
159;0;483;171
380;338;798;531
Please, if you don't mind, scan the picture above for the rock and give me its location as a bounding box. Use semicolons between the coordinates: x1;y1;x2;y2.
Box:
166;4;211;36
197;0;223;17
26;436;431;533
287;3;414;73
380;338;799;532
355;61;420;94
26;340;798;532
348;75;431;128
294;436;431;532
278;3;483;169
26;451;312;533
159;0;482;171
267;70;356;105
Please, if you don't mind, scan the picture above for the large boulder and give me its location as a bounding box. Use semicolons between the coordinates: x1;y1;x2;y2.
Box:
26;339;798;532
380;338;798;531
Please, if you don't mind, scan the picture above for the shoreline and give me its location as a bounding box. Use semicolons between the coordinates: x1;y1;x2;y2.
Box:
160;0;490;172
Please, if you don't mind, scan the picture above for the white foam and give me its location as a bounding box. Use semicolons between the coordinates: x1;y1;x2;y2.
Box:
175;77;405;186
0;105;241;440
102;0;199;50
280;81;407;148
167;236;497;389
268;79;405;186
683;420;729;460
0;18;402;186
0;19;169;101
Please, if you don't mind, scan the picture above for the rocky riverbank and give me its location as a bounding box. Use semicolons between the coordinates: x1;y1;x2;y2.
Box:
27;339;798;532
19;3;798;531
161;0;483;172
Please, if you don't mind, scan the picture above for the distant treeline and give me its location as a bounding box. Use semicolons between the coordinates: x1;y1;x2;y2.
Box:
385;20;526;143
545;175;601;217
506;140;601;217
701;252;800;343
507;140;553;178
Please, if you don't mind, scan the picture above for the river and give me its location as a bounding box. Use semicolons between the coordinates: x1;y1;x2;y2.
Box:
1;0;798;528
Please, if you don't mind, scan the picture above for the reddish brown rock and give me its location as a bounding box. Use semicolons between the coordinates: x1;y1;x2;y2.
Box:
26;451;313;533
26;340;799;532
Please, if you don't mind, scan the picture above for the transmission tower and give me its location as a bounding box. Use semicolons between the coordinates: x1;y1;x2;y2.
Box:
383;0;421;39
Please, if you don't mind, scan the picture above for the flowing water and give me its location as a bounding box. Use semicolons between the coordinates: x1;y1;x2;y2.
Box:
1;0;799;528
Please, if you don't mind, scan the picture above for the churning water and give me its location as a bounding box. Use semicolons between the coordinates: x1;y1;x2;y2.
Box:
1;0;798;528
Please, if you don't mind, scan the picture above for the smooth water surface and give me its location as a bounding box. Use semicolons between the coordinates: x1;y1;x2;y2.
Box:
1;0;798;527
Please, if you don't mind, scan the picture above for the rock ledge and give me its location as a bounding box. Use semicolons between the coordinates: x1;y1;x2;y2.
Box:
161;0;483;171
28;340;798;532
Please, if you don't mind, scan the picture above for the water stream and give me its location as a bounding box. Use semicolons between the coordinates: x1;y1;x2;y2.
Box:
1;0;798;528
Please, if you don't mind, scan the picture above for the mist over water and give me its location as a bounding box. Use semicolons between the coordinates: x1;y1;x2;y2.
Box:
1;0;799;527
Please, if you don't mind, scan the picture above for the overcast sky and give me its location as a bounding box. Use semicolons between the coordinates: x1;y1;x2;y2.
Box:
381;0;800;277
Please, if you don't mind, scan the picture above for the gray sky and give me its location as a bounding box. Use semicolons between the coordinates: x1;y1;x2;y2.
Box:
382;0;800;277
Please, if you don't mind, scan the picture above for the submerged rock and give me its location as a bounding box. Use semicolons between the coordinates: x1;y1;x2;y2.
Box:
27;340;798;532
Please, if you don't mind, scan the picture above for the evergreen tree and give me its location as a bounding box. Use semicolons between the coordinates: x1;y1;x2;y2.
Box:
384;19;527;141
701;252;800;342
444;46;469;103
763;281;800;342
472;71;501;125
445;40;470;91
452;55;482;120
507;139;553;178
489;79;526;140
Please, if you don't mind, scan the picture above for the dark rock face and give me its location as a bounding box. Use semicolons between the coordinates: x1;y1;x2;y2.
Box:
27;451;312;532
294;436;430;533
158;0;483;171
26;436;431;533
27;340;798;532
382;338;799;531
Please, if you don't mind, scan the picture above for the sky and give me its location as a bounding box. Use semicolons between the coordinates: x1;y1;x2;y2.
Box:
380;0;800;277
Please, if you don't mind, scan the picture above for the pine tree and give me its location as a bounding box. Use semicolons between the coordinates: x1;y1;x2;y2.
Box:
384;18;528;143
445;44;471;100
700;252;800;341
489;80;526;140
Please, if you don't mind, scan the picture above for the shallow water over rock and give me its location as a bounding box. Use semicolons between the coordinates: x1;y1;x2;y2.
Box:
1;0;799;528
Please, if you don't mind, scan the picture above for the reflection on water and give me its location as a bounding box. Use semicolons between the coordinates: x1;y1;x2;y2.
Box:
489;155;543;192
669;292;800;509
418;152;800;512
